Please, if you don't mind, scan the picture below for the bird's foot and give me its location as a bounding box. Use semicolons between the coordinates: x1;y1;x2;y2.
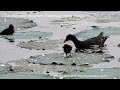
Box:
64;54;72;58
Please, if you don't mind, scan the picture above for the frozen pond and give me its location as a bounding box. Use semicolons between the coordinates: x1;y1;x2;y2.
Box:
1;11;120;79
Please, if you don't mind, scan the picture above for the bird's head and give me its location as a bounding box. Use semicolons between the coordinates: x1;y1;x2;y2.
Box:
9;24;14;29
64;34;76;43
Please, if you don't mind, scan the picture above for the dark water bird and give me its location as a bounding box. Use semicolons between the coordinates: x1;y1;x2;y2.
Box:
85;32;109;47
0;24;14;35
64;32;108;51
63;44;72;57
64;34;94;50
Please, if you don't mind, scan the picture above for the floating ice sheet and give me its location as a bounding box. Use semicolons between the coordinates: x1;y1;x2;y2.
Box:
0;63;12;71
75;27;120;39
0;72;53;79
62;68;120;79
27;53;114;65
7;31;53;40
17;39;62;50
0;17;36;32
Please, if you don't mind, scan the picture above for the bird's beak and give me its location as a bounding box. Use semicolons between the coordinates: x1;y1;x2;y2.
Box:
64;39;67;43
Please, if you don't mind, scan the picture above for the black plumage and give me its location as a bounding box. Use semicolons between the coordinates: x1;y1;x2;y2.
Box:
85;32;108;47
63;44;72;57
0;24;14;35
64;32;108;51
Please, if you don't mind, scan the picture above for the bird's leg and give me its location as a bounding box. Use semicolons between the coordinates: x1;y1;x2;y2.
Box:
69;52;72;57
65;53;70;58
66;53;68;57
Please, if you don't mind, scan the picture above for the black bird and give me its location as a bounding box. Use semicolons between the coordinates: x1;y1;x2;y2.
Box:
63;44;72;57
64;32;108;51
85;32;108;47
0;24;14;35
64;34;93;50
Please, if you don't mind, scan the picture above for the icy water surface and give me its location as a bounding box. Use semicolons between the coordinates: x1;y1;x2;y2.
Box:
0;17;37;32
1;68;120;79
17;38;63;50
0;72;53;79
27;53;114;65
75;27;120;39
7;31;53;40
62;68;120;79
0;17;53;41
1;11;120;79
0;63;12;72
